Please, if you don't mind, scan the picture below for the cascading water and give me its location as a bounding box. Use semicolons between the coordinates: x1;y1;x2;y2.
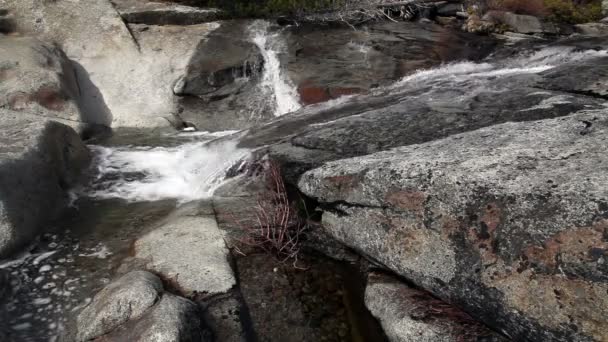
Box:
390;46;608;91
250;21;301;117
86;137;249;203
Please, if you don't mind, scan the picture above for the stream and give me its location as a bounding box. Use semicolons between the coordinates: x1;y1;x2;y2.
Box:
1;19;607;342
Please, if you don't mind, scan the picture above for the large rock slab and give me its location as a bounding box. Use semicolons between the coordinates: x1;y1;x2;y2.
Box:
284;21;496;105
0;36;82;123
3;0;219;128
0;110;91;257
539;55;608;99
298;108;608;341
133;202;236;296
366;273;506;342
241;84;604;183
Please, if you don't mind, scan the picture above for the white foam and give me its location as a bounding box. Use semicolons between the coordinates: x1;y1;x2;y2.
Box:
521;95;573;111
251;21;301;116
393;46;608;89
87;139;250;202
32;251;57;266
78;244;111;259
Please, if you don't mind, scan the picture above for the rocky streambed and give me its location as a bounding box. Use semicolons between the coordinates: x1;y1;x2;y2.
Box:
1;0;608;341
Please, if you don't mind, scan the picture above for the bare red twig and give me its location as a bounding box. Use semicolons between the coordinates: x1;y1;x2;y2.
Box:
226;160;308;268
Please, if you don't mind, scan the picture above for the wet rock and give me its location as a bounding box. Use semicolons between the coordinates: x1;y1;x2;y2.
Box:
76;271;163;341
483;11;558;34
202;293;249;342
366;273;506;342
0;36;81;123
174;21;263;97
0;110;91;257
436;3;463;17
285;21;496;105
112;0;224;25
538;55;608;99
0;10;15;34
237;254;318;341
241;66;604;183
132;201;235;296
175;20;271;131
298;108;608;341
575;22;608;37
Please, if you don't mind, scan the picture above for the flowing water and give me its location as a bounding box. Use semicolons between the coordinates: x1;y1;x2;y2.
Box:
250;20;302;117
1;24;607;341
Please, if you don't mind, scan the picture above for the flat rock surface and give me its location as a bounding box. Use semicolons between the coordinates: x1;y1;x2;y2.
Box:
133;202;235;296
539;55;608;99
299;108;608;341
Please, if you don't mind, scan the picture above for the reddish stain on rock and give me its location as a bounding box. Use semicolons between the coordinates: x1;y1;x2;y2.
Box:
298;86;330;105
523;220;608;271
33;86;66;111
6;86;66;112
298;81;364;105
385;190;427;215
325;174;361;194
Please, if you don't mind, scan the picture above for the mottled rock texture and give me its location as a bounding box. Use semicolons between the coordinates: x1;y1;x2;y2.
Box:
299;108;608;341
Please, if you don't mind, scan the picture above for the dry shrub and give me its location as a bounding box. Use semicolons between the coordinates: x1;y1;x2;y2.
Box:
487;0;548;16
228;160;309;267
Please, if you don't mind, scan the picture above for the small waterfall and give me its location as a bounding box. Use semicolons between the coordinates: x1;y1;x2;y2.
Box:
85;135;249;202
250;21;301;117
